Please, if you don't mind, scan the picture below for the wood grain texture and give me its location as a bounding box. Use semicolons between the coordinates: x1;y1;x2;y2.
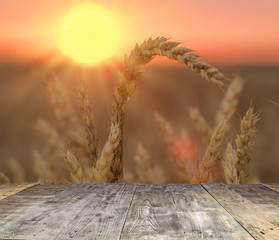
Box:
120;184;185;240
0;184;93;239
0;184;67;227
228;184;279;221
168;184;253;239
1;183;279;239
0;183;39;201
203;183;279;240
55;183;136;240
263;183;279;193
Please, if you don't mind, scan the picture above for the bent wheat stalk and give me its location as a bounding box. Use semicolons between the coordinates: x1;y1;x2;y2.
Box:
111;37;228;182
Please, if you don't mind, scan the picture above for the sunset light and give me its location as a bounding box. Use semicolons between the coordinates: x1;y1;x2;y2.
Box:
1;1;279;236
56;3;119;66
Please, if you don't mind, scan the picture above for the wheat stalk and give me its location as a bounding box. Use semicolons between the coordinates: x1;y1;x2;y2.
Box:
64;150;83;183
47;73;74;128
222;143;240;184
195;120;227;183
235;107;260;183
215;76;244;125
35;119;68;178
77;83;99;167
222;107;260;183
109;37;227;182
92;123;121;182
48;74;91;167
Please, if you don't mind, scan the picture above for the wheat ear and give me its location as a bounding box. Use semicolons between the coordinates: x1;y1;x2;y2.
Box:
215;76;244;125
77;83;99;167
195;120;227;183
92;123;121;182
189;107;212;143
141;38;228;87
222;143;240;184
64;150;83;183
235;107;260;183
0;172;10;183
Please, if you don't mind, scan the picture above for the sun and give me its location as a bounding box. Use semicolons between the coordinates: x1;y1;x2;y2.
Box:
56;3;119;66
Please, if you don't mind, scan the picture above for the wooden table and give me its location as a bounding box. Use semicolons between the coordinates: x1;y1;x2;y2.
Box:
0;183;278;239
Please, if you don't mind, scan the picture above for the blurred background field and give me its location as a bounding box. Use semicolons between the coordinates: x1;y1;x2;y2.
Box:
1;0;279;183
0;62;278;182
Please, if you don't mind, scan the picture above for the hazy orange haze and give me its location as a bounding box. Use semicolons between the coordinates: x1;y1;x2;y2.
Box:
1;0;279;65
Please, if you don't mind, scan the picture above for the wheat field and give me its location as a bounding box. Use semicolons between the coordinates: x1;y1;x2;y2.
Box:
0;54;278;183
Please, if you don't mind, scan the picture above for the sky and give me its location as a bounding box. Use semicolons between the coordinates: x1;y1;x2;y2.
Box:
0;0;279;65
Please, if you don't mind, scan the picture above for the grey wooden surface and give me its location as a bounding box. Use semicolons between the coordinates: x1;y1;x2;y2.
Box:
0;183;278;239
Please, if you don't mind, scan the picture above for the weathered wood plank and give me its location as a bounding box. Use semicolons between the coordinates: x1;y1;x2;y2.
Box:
203;183;279;240
228;184;279;221
54;183;136;240
168;184;253;239
0;184;98;239
263;183;279;193
120;184;185;240
0;183;39;201
1;183;278;239
0;184;68;226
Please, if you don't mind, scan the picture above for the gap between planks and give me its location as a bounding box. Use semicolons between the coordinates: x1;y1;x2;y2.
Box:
1;183;279;240
0;183;137;240
262;183;279;193
202;183;279;240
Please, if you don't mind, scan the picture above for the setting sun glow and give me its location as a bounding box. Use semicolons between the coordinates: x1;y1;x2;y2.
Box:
56;3;119;66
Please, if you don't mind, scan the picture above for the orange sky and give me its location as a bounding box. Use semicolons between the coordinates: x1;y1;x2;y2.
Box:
1;0;279;65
